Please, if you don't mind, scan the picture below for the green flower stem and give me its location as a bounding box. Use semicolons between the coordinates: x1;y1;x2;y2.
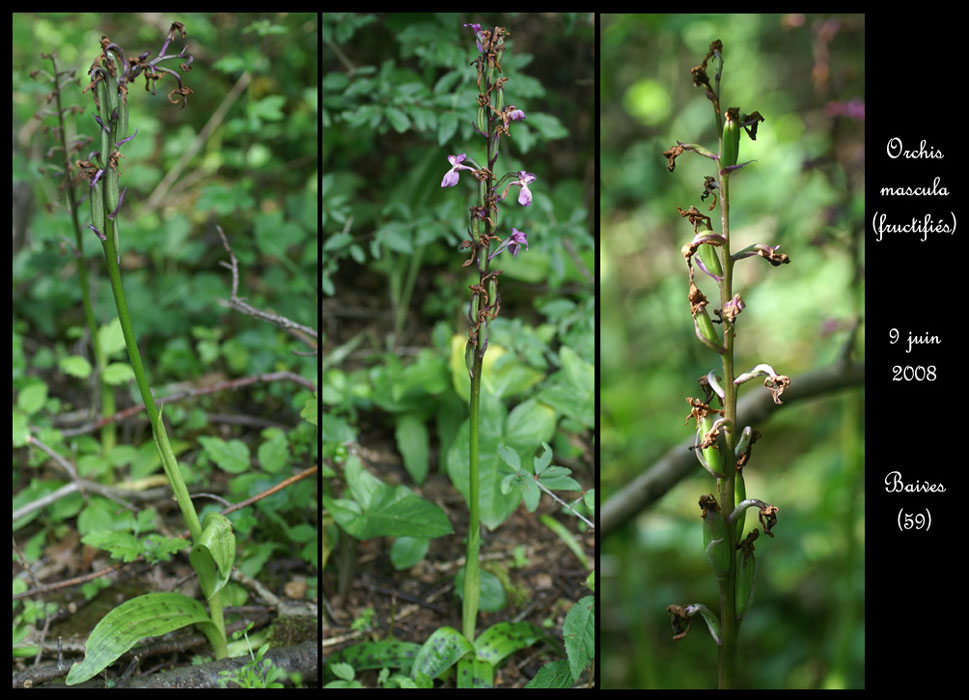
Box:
716;121;739;689
99;214;225;655
463;349;483;642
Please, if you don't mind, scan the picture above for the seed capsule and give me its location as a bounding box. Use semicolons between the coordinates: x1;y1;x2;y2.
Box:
118;95;129;142
733;471;747;538
477;105;487;134
735;547;757;618
699;413;723;477
104;161;120;214
700;495;730;578
90;178;104;232
694;307;724;353
722;107;740;169
696;233;724;278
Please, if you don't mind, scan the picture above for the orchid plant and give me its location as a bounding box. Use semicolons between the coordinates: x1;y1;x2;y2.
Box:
662;39;788;689
443;20;534;646
60;22;236;686
410;21;561;687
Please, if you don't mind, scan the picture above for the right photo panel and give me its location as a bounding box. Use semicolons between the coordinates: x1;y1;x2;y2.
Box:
599;14;865;689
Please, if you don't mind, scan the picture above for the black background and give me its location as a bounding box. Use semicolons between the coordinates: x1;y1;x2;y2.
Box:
865;13;960;688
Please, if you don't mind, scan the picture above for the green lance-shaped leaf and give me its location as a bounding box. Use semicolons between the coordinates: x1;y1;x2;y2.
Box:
412;626;475;681
189;512;236;600
65;593;221;685
324;640;422;679
476;620;557;666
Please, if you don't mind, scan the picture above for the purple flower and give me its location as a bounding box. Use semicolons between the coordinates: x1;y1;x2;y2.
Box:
508;108;525;121
441;154;475;187
507;228;528;255
488;228;529;260
464;23;485;53
511;171;536;206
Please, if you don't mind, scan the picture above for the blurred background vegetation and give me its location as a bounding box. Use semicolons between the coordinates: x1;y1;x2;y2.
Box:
600;14;864;689
13;12;318;657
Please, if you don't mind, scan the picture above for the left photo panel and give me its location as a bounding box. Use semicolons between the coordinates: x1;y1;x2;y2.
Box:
13;13;319;687
322;12;595;689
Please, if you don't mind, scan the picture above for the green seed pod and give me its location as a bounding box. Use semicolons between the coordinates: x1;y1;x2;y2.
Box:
487;277;497;310
465;339;475;378
90;178;104;233
700;495;730;578
95;72;110;121
734;425;752;457
722;107;740;169
699;413;723;477
104;161;120;214
488;133;499;163
477;105;487;134
118;94;129;142
469;292;480;325
694;307;724;353
735;547;757;618
496;87;504;113
696;235;724;278
734;471;747;538
112;217;121;266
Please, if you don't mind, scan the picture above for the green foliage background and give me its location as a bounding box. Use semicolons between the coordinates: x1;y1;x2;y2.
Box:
600;14;865;689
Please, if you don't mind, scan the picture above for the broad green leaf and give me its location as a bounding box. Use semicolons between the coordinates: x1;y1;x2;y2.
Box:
562;595;594;681
198;436;251;474
59;355;92;379
455;566;505;613
65;593;220;685
446;395;521;530
301;394;318;426
16;383;47;414
457;657;493;688
395;413;429;484
103;362;135;386
533;441;554;474
412;627;474;681
505;399;556;451
496;444;521;471
324;456;452;540
525;659;575;688
538;466;581;492
324;640;421;678
474;621;551;666
190;513;235;600
257;432;289;473
389;536;429;570
97;318;126;357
